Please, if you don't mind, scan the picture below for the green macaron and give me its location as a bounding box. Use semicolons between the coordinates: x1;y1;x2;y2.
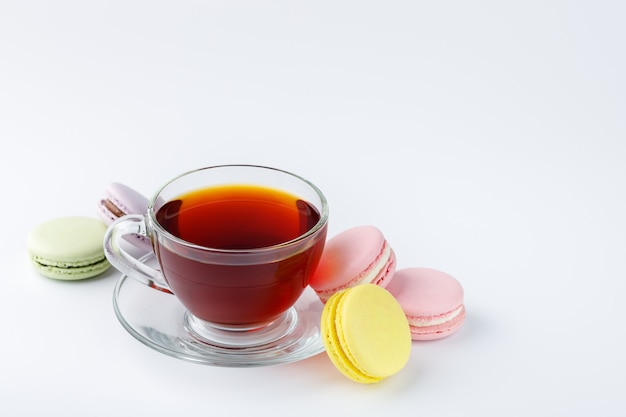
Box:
27;216;111;280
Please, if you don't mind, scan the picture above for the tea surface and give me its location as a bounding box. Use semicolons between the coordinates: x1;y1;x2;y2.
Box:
156;184;320;249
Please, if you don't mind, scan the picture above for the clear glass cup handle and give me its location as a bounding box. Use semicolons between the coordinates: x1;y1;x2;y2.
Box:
103;214;173;294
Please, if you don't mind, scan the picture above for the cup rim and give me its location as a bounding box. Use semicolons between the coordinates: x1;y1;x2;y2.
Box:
147;164;329;254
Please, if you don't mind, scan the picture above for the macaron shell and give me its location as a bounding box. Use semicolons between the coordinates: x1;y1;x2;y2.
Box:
309;225;396;300
321;284;412;383
98;182;149;225
387;267;466;340
373;243;396;287
27;216;110;280
321;289;380;384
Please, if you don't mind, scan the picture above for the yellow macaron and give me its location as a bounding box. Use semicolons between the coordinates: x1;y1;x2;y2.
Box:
321;284;412;384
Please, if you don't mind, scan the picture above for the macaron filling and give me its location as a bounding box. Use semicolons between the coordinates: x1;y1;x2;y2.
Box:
30;253;110;278
409;306;466;339
409;304;464;328
102;198;127;218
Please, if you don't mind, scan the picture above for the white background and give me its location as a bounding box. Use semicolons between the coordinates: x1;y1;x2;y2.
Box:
1;1;625;415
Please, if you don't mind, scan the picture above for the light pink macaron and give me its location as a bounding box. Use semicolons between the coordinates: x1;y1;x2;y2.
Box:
309;225;397;303
386;267;466;341
97;182;151;249
97;182;149;225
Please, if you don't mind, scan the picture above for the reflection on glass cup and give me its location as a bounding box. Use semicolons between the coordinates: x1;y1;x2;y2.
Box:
104;165;328;347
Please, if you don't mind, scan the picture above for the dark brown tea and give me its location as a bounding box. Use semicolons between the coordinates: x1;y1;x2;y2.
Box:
153;184;327;325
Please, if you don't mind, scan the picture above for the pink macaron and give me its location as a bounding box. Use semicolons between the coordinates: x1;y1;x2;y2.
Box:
386;267;466;341
97;182;151;249
309;225;397;303
98;182;149;225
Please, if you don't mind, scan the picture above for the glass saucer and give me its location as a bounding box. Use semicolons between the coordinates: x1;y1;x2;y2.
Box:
112;253;325;367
